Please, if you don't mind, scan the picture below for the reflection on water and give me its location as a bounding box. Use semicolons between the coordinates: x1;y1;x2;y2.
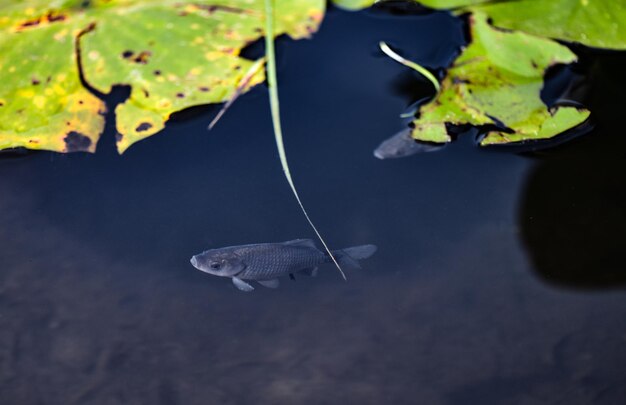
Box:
520;51;626;289
1;7;625;405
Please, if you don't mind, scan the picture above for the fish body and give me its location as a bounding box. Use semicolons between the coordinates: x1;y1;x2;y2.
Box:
374;128;445;159
190;239;377;292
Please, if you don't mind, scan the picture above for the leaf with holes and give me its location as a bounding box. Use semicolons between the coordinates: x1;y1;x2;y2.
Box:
0;0;325;153
408;12;590;145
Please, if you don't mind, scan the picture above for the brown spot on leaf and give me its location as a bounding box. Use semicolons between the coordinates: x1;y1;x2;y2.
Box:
193;4;248;15
18;11;67;30
135;122;153;132
122;50;152;64
132;51;151;64
153;70;161;76
48;13;66;23
198;86;209;92
31;77;40;85
142;88;150;98
78;100;84;105
176;93;185;98
64;131;92;152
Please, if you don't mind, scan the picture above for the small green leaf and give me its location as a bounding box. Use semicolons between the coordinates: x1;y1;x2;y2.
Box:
408;12;590;145
331;0;376;10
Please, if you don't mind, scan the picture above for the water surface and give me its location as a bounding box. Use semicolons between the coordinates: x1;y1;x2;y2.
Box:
1;7;625;405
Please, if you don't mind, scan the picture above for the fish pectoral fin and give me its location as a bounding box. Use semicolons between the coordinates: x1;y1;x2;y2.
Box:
257;279;280;289
300;267;318;277
232;277;254;292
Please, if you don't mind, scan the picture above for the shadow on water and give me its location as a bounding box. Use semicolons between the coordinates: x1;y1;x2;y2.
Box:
518;51;626;289
1;6;626;405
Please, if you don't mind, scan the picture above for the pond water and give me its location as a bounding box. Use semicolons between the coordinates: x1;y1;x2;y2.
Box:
1;6;625;405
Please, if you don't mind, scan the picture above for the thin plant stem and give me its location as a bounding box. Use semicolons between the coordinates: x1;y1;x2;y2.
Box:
379;41;441;93
264;0;346;280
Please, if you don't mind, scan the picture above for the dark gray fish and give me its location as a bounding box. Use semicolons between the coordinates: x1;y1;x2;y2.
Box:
190;239;377;292
374;128;445;159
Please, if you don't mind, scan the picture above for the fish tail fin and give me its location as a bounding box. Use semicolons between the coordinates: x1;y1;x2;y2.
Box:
333;245;378;270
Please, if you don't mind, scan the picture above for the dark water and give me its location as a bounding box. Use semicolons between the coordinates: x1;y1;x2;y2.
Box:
1;6;626;405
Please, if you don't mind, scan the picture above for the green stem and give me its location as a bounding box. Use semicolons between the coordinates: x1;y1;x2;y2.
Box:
379;41;441;93
264;0;346;280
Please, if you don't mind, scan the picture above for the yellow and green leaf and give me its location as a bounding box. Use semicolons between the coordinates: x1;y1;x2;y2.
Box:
0;0;325;153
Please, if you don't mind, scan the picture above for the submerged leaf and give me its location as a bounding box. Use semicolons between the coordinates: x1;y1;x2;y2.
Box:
0;0;325;153
408;12;590;146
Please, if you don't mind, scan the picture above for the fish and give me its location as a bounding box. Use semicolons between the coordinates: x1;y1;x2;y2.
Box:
190;239;377;292
374;128;445;159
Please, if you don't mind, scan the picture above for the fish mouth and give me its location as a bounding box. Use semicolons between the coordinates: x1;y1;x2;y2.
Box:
190;255;218;275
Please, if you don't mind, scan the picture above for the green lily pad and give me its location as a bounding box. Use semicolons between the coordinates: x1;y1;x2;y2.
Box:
471;0;626;50
0;0;325;153
409;12;590;145
420;0;626;50
336;1;626;50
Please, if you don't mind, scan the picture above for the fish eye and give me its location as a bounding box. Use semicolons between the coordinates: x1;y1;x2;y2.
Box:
210;262;221;270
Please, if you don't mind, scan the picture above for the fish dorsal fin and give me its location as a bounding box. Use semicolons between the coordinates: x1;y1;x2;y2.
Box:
283;239;317;248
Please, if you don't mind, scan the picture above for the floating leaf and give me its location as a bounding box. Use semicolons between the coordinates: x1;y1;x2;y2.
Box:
471;0;626;50
420;0;626;50
408;12;590;145
0;0;325;153
338;1;626;50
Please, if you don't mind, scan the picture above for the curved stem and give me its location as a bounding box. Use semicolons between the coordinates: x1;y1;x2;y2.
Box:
379;41;441;93
264;0;346;280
